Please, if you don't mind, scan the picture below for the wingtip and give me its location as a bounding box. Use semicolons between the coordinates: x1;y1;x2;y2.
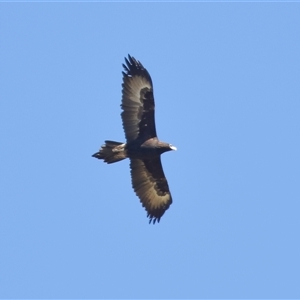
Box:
148;214;161;225
122;54;150;81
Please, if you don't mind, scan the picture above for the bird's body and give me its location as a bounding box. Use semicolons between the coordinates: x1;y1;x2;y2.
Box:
93;55;176;224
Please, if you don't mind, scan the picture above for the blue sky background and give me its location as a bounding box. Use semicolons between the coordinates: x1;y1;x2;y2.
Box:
1;3;300;298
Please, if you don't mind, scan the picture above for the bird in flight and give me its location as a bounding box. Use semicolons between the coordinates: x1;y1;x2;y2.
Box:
92;55;176;224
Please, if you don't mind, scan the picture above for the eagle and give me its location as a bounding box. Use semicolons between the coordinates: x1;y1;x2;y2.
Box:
92;55;176;224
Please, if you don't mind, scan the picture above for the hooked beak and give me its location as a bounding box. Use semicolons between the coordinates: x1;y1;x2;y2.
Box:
170;145;177;151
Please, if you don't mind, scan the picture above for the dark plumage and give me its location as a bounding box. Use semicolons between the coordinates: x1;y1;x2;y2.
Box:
92;55;176;224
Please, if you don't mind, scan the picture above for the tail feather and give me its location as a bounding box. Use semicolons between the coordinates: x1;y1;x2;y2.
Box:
92;140;127;164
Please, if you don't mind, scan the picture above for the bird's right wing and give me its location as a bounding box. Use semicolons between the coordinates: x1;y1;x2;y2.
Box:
121;55;157;143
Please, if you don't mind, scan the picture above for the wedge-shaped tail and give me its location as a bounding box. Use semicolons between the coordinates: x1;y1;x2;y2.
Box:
92;140;127;164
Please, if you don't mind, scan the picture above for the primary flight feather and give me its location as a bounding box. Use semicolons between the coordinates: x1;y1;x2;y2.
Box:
92;55;176;224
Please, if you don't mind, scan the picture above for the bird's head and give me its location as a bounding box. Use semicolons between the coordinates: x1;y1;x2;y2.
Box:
156;142;177;154
169;144;177;151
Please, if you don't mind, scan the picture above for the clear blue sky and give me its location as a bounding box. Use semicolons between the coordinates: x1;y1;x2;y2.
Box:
1;2;300;298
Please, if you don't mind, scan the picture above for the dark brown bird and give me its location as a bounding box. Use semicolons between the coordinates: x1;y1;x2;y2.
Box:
92;55;176;224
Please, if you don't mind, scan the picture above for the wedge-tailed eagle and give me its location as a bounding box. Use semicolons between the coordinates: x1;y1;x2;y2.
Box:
92;55;176;224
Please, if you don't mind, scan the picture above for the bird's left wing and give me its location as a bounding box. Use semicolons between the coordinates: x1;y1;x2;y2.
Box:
130;157;172;224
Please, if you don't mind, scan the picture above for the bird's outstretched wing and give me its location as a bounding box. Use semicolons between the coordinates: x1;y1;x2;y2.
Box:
130;157;172;224
121;55;157;143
